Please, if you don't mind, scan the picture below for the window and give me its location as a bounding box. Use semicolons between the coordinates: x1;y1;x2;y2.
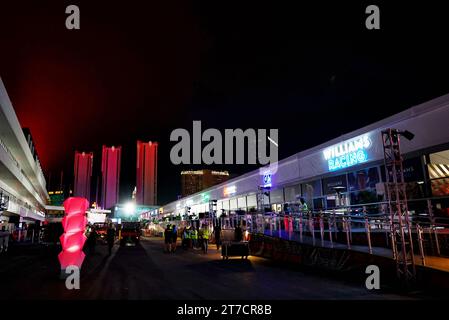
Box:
302;180;322;209
386;157;425;199
230;198;238;210
347;166;381;205
246;195;257;208
302;180;321;199
429;150;449;196
270;188;284;204
322;175;348;195
348;167;379;192
237;197;247;210
284;184;301;202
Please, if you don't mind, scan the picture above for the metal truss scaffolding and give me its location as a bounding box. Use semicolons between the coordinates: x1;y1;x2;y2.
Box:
382;129;416;283
257;186;270;212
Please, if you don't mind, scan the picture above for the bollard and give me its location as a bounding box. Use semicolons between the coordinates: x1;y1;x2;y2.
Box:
434;227;441;256
309;215;315;246
332;209;339;240
299;214;303;243
348;215;352;243
417;224;426;266
343;217;351;249
365;215;372;254
288;217;293;241
278;216;282;239
319;213;324;247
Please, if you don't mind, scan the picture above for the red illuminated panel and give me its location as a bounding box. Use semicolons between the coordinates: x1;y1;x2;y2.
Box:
60;232;87;253
58;251;86;270
64;197;89;216
61;214;88;234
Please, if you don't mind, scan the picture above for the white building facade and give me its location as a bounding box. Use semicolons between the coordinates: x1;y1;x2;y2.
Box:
161;93;449;218
0;78;48;229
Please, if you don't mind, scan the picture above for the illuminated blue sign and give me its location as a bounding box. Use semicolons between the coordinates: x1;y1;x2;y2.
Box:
263;174;272;187
323;135;372;172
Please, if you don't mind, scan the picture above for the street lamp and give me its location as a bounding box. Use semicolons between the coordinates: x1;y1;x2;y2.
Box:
391;129;415;142
124;202;136;216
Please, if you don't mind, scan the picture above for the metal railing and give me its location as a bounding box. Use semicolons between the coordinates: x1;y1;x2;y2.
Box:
0;137;21;169
152;197;449;267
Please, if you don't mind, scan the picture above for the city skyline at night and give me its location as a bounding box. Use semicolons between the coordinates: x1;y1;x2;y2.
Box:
3;2;449;205
3;1;449;307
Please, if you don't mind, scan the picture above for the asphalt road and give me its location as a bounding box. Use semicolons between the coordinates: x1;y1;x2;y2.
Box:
0;238;416;300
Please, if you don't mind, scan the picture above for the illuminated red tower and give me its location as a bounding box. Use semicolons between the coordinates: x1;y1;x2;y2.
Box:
101;145;121;209
73;151;93;202
136;141;158;205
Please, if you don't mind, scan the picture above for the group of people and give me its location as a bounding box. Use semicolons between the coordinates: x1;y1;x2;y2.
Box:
182;224;211;253
163;222;248;254
164;223;212;254
0;226;10;253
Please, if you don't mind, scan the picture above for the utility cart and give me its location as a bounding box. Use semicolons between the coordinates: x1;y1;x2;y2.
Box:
221;241;249;259
220;229;249;260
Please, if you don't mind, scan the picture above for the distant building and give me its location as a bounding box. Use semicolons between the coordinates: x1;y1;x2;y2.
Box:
132;186;137;201
101;145;121;209
73;151;93;202
181;170;229;197
136;141;158;205
0;80;48;226
48;190;65;206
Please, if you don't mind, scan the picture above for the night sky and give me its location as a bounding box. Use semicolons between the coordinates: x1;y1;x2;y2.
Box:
1;1;449;205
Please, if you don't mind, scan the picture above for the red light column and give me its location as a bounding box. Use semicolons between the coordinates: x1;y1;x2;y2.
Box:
101;145;121;209
58;197;88;273
73;151;93;202
136;141;158;205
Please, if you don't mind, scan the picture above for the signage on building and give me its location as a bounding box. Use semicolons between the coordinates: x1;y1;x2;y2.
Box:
49;191;65;206
323;134;372;171
223;185;236;196
262;174;272;188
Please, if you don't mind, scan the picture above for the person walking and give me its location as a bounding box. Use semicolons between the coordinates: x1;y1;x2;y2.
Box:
0;226;5;253
191;226;198;250
214;224;221;251
1;226;9;253
87;226;98;254
171;224;178;253
106;223;116;256
186;226;192;249
299;197;308;213
164;224;173;253
181;226;186;248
